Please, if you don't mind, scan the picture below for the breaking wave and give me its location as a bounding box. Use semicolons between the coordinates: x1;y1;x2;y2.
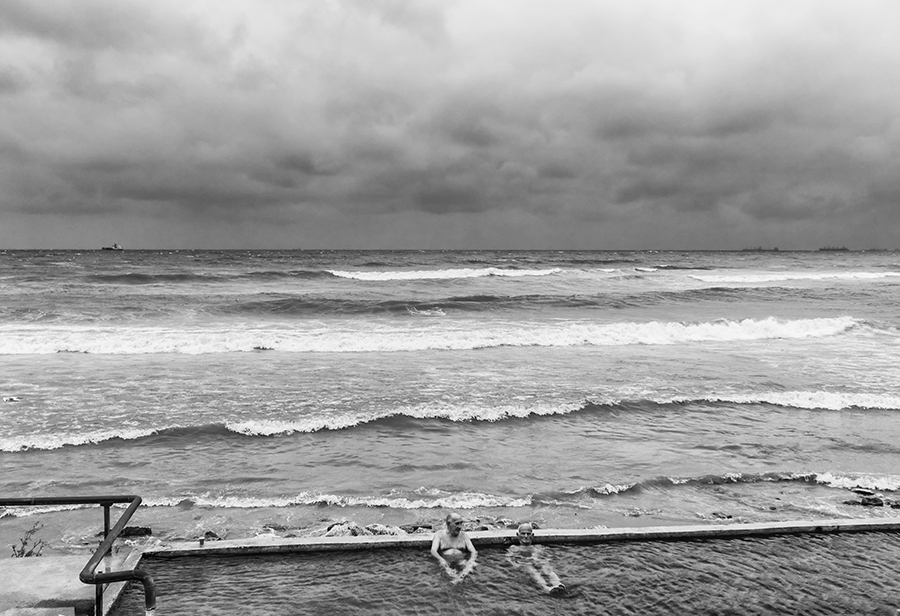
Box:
329;267;563;281
5;391;899;452
6;471;897;520
691;271;900;284
0;315;870;354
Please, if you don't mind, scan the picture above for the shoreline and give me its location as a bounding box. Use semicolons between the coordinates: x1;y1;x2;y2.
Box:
5;487;900;558
143;517;900;558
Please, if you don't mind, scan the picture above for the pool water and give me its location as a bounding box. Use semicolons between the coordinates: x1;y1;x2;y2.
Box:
112;532;900;615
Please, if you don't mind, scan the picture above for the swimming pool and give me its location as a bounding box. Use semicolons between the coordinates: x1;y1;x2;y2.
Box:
111;531;900;615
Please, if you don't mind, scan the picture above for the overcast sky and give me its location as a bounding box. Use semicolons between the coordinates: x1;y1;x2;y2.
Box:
1;0;898;249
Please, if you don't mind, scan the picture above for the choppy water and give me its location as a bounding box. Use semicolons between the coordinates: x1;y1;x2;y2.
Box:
112;532;900;615
2;249;900;547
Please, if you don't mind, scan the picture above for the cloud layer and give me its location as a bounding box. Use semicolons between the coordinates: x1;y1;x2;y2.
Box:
1;0;899;248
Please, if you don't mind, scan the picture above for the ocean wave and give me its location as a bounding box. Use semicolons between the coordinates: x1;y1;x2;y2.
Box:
7;471;893;519
691;271;900;284
222;297;459;316
0;503;93;518
329;267;563;281
568;470;900;499
83;269;331;285
695;391;900;412
6;391;899;452
653;264;714;271
0;316;869;354
0;425;170;452
141;489;531;510
84;272;226;284
814;472;900;493
0;286;844;324
219;293;636;316
563;471;820;499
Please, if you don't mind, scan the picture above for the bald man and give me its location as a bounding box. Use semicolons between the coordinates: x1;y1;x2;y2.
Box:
430;512;478;583
506;522;565;594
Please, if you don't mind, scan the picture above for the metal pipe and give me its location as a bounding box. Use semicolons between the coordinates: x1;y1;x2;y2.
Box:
0;495;157;614
79;497;156;612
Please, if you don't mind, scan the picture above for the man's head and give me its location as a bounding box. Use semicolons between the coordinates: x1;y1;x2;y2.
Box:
517;522;534;545
446;513;464;536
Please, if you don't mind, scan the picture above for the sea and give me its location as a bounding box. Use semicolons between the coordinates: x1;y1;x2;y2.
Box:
2;249;900;550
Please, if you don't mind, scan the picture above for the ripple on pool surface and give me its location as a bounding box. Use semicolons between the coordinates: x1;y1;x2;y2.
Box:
112;531;900;615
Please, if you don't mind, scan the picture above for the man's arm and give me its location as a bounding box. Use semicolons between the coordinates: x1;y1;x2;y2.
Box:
463;533;477;557
430;532;443;561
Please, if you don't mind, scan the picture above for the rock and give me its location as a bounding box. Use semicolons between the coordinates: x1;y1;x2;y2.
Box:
325;521;367;537
203;530;222;541
262;523;289;532
364;524;407;536
120;526;152;537
860;496;884;507
711;512;733;520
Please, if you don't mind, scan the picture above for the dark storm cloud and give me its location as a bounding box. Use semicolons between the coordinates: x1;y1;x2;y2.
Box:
2;0;900;248
0;0;206;53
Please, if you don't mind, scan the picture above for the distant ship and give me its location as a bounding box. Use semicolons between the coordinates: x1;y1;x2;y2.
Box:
818;246;849;251
101;243;124;251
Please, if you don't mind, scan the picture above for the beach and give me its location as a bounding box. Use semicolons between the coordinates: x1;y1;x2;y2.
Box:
2;249;900;551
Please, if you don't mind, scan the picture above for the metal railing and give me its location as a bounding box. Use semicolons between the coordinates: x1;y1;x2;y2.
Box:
0;495;156;615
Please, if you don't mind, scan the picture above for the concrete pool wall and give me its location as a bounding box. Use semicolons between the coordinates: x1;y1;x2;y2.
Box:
144;517;900;558
6;517;899;615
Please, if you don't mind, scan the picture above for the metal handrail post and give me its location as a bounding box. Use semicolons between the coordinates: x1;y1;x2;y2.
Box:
98;501;111;615
79;496;156;614
0;495;157;614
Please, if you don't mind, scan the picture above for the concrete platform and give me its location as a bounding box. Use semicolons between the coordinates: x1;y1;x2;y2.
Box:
145;516;900;558
0;548;140;616
6;517;899;616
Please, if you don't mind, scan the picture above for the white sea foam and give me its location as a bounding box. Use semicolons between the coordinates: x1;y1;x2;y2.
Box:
815;472;900;492
691;271;900;284
591;483;636;495
330;267;563;281
0;316;865;354
0;504;90;517
5;387;898;453
226;401;583;435
0;426;165;452
695;391;900;411
406;307;446;316
144;490;531;510
227;416;370;435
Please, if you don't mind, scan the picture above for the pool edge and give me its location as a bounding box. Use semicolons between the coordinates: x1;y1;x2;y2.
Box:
141;516;900;558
